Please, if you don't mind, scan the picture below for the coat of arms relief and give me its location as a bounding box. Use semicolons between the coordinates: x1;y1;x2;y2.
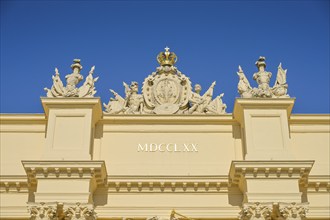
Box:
103;47;227;115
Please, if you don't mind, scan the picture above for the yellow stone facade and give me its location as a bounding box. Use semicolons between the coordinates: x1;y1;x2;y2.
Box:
0;53;329;220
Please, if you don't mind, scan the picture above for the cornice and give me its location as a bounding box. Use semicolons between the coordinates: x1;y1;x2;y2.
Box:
101;114;238;125
0;175;31;192
2;173;328;195
40;97;102;118
0;114;46;123
0;112;329;126
307;175;330;192
234;98;295;111
233;98;296;124
22;160;107;186
289;114;330;124
104;175;230;193
229;160;314;185
0;114;46;133
234;98;295;107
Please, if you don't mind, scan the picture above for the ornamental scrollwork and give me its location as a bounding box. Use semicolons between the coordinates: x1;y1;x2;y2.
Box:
63;202;96;220
239;202;273;220
278;202;309;220
28;202;58;220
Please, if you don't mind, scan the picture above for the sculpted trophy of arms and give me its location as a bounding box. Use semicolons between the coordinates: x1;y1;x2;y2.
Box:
253;56;272;98
44;59;99;98
188;81;226;114
237;65;253;98
103;81;144;114
237;56;290;98
272;63;289;97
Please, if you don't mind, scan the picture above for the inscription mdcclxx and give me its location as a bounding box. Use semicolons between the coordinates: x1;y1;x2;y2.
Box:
138;143;198;152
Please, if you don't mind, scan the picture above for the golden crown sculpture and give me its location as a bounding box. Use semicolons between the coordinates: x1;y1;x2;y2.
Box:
157;46;178;66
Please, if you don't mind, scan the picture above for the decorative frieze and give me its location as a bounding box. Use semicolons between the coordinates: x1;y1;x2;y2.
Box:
239;202;310;220
63;202;96;220
28;202;58;220
277;202;309;220
239;202;273;220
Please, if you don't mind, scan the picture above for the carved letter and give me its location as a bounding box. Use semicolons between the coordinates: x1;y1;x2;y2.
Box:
183;144;190;152
166;143;174;152
191;143;198;152
138;144;147;152
159;143;165;152
149;143;157;152
174;144;181;152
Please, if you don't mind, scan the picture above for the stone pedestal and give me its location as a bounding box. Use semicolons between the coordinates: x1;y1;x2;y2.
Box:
41;98;102;160
233;98;295;160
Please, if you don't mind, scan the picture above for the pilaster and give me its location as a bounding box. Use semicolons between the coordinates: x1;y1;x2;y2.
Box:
41;98;102;160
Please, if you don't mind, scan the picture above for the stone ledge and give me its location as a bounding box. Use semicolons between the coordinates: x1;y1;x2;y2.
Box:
229;160;314;185
40;97;102;120
22;161;107;186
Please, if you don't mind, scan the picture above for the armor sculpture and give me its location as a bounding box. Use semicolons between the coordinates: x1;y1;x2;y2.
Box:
44;59;99;98
237;57;289;98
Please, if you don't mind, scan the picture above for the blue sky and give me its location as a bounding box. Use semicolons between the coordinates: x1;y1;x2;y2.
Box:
1;0;329;113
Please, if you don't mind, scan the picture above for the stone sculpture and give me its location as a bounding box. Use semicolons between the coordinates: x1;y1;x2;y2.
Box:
104;47;227;114
44;59;99;98
237;65;253;98
103;81;144;114
237;57;289;98
272;63;289;97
